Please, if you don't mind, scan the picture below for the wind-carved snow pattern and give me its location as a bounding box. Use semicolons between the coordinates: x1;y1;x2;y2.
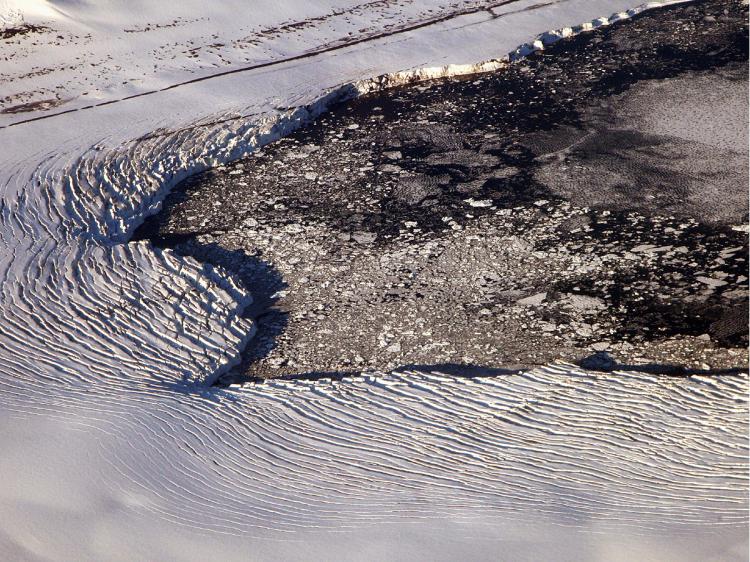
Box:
0;1;746;559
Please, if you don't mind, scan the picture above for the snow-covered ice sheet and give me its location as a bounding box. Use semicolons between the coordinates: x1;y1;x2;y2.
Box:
2;368;747;561
0;0;746;560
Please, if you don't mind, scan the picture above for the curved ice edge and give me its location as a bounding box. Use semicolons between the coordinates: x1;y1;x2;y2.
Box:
83;0;691;386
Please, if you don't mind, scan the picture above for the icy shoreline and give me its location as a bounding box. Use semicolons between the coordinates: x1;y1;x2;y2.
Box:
30;0;692;386
0;1;746;559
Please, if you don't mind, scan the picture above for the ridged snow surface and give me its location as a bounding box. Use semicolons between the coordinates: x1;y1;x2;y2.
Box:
2;365;747;559
0;0;746;560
